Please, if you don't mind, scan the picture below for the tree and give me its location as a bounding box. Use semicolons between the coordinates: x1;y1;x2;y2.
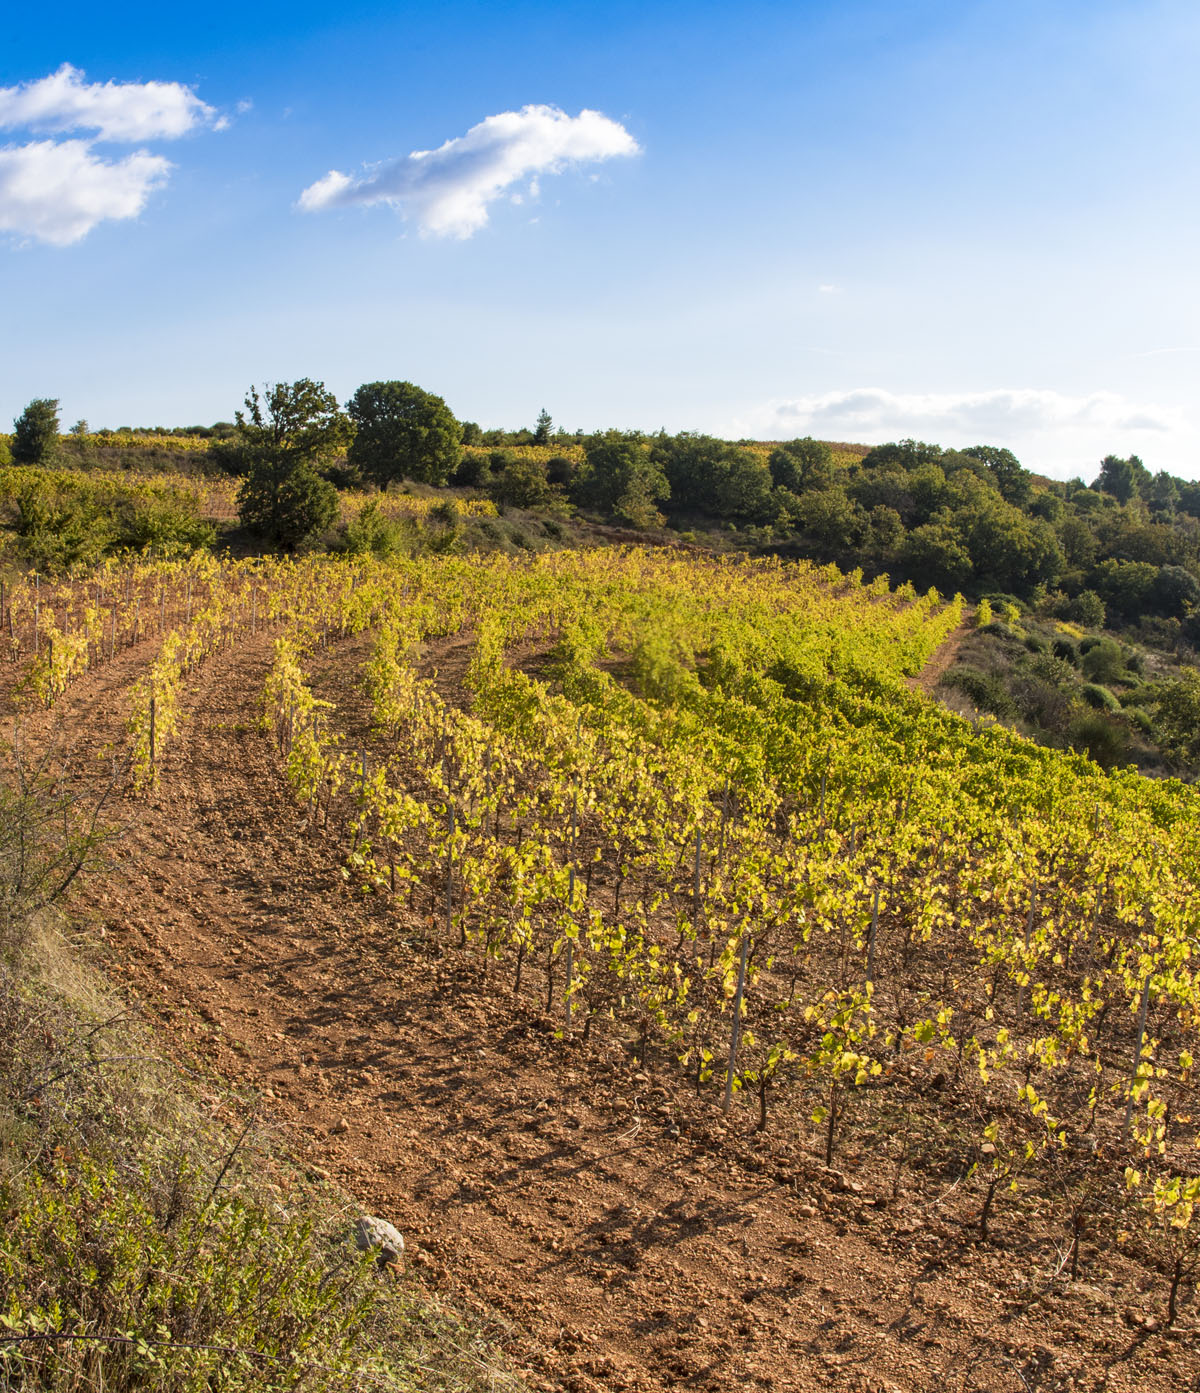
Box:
1091;558;1158;617
900;522;974;592
232;380;348;548
1150;669;1200;764
572;435;669;527
12;398;61;466
957;498;1065;595
962;444;1032;506
1150;564;1200;618
346;381;460;487
220;380;350;478
798;490;868;552
859;439;944;472
486;452;556;509
1094;454;1151;504
533;409;553;445
768;437;833;494
650;434;770;521
1146;470;1181;516
238;462;339;550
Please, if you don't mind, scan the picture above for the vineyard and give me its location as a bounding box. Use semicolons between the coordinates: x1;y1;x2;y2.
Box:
9;547;1199;1391
0;464;500;528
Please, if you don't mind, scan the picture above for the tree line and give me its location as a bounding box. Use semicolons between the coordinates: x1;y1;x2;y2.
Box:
9;386;1200;649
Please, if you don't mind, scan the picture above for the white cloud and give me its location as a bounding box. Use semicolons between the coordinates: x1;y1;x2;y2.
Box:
299;104;639;237
0;64;216;142
0;65;221;246
0;139;171;245
737;388;1193;478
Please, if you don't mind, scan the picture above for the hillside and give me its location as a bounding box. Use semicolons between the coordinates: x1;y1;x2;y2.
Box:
2;549;1197;1391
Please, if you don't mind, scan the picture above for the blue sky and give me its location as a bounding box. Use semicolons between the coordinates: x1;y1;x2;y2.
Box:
2;0;1199;479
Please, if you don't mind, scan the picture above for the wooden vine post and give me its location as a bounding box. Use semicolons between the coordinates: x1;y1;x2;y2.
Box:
692;826;702;934
1016;882;1039;1016
723;930;751;1115
564;783;578;1021
1122;971;1153;1140
866;884;881;987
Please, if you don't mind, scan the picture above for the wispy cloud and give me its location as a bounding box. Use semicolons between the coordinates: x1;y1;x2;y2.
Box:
754;387;1177;437
0;139;171;246
299;104;639;238
0;65;219;245
0;64;216;142
736;387;1191;476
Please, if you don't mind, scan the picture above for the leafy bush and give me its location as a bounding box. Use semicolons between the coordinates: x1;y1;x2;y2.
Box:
452;453;491;488
238;463;339;550
485;454;556;510
942;668;1017;719
115;497;216;557
1148;669;1200;763
1028;653;1077;690
1068;712;1129;768
337;501;412;559
0;1157;383;1393
1081;638;1126;684
1011;676;1073;732
1126;706;1154;736
1081;682;1121;711
14;487;114;572
1065;589;1106;628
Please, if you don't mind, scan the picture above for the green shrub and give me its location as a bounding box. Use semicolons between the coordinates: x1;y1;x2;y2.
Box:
452;453;490;488
1051;638;1079;665
1081;682;1120;711
1081;638;1126;684
942;668;1017;719
238;463;339;550
424;525;460;555
1148;669;1200;763
1068;712;1129;768
116;497;216;557
0;1157;384;1393
1067;589;1106;628
14;487;114;573
1126;707;1154;736
977;621;1020;643
1011;676;1074;732
338;501;412;559
1028;653;1076;690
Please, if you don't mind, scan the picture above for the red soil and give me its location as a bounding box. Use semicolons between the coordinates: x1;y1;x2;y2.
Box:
19;627;1196;1393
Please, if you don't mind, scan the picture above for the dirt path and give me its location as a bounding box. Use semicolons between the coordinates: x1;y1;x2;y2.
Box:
907;615;974;697
28;631;1194;1393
